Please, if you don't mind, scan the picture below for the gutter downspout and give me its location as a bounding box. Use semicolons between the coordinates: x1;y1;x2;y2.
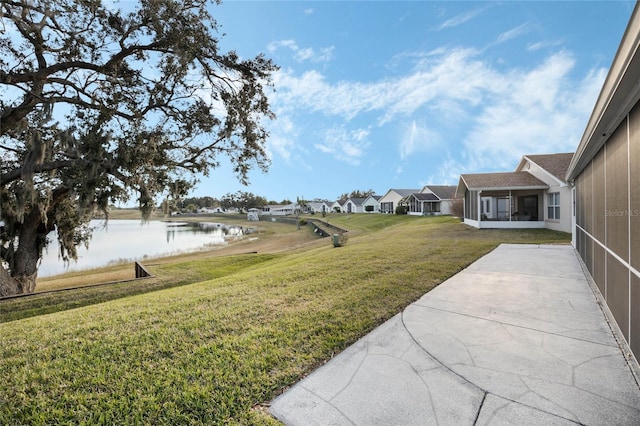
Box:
478;190;482;225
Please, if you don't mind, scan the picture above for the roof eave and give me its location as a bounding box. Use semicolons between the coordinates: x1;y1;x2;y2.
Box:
465;185;549;192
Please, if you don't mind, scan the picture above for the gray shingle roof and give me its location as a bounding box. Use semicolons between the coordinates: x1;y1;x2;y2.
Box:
347;197;366;206
391;189;421;197
524;152;574;182
460;172;548;190
411;193;439;201
424;185;457;200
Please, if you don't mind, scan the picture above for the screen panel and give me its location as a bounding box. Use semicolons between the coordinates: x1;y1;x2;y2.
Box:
631;273;640;358
607;252;630;341
584;161;594;236
605;124;629;261
593;243;606;296
592;148;606;243
630;103;640;271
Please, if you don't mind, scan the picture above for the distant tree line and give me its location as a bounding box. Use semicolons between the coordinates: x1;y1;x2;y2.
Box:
167;191;293;213
165;189;376;214
337;189;375;203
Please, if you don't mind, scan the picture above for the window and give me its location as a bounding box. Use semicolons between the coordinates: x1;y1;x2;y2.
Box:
426;202;441;213
380;202;394;214
482;199;490;214
410;197;421;213
547;192;560;220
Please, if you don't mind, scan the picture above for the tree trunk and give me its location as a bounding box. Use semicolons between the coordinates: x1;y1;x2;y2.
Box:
0;209;47;297
0;267;37;297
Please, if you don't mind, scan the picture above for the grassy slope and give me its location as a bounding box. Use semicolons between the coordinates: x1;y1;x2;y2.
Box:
0;216;570;424
3;217;319;323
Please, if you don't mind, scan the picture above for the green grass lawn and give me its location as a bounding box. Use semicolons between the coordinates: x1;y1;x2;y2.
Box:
0;216;570;424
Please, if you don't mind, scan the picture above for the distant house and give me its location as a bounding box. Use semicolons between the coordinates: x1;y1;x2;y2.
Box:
307;201;331;214
261;204;295;216
456;153;573;232
330;201;343;213
378;189;420;214
405;185;458;216
517;153;574;232
362;195;381;213
198;207;224;214
247;208;260;221
343;197;366;214
405;193;438;215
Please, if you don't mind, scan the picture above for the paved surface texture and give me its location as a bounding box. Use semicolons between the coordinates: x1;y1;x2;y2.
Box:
270;244;640;425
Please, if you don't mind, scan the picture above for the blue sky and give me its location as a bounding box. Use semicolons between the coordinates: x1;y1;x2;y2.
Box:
190;1;635;202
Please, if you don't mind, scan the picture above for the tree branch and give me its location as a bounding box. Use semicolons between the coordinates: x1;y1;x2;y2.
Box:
0;160;74;186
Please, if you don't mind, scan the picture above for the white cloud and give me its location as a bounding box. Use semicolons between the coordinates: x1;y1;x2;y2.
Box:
436;8;485;30
462;51;605;170
272;47;494;124
314;126;370;165
496;23;530;44
527;39;565;52
265;115;296;161
399;120;442;160
267;39;334;63
268;135;294;161
269;47;606;176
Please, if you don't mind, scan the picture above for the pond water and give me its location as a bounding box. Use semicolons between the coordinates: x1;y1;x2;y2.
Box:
38;220;247;278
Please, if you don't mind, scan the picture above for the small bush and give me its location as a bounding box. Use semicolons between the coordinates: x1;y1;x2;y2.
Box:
395;205;407;215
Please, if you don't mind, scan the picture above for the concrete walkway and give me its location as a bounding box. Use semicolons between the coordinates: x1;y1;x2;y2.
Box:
270;244;640;425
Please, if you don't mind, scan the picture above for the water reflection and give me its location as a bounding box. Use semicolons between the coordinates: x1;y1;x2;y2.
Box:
38;220;249;278
164;222;245;243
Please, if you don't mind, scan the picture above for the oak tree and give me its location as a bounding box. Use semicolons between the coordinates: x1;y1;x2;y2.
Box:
0;0;277;295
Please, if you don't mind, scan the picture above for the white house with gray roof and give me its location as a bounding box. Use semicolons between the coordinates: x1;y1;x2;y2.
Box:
307;201;331;214
343;197;366;214
378;189;420;214
456;152;573;232
405;185;458;216
362;195;382;213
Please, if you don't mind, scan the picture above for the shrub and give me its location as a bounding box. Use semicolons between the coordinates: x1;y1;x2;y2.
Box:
395;205;407;215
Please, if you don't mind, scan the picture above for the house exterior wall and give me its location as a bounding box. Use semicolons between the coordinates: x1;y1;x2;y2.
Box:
574;101;640;361
439;200;455;215
362;197;380;213
542;185;573;233
378;191;404;214
519;159;572;233
344;200;364;213
261;205;294;216
308;203;329;214
568;4;640;365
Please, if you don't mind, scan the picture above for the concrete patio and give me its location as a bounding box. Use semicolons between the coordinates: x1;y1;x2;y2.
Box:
270;244;640;425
